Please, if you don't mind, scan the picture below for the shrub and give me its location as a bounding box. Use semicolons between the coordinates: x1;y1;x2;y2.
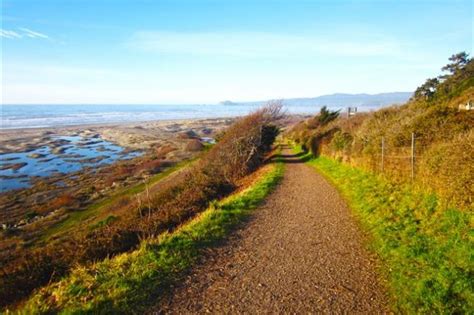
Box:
177;130;198;139
24;211;39;220
185;139;204;152
286;55;473;207
420;130;474;208
138;159;162;174
50;194;75;209
0;103;283;309
155;145;176;159
330;130;352;152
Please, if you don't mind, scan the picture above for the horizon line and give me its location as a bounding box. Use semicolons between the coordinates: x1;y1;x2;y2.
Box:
2;90;413;106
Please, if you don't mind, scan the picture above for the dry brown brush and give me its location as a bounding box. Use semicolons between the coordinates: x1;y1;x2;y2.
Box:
286;57;473;209
0;104;283;309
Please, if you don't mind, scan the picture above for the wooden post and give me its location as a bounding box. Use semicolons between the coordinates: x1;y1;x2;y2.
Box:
411;132;415;181
381;136;385;173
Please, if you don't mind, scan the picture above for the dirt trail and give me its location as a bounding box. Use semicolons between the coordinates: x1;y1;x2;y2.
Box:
153;146;389;313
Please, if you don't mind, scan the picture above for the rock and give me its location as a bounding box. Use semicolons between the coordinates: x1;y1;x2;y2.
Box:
28;153;47;159
51;146;68;155
0;162;27;171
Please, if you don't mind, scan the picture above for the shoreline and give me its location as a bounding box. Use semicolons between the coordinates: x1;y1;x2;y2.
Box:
0;115;240;227
0;114;308;154
0;116;237;154
0;115;242;133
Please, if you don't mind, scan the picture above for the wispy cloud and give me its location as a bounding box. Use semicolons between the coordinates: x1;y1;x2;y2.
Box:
1;27;50;40
128;31;405;58
0;29;22;39
18;27;49;39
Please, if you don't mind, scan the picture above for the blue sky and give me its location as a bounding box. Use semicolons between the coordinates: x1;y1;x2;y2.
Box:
1;0;472;104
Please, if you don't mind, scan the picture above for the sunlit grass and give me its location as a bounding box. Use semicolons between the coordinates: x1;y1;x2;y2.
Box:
293;145;473;313
17;159;284;314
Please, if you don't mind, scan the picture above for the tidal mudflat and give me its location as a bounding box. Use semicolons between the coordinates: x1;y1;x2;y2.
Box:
0;135;141;192
0;117;238;231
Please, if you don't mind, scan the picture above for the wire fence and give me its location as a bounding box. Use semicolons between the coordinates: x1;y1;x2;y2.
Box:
357;132;457;182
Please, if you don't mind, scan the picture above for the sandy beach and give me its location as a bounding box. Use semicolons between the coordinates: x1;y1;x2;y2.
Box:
0;117;236;154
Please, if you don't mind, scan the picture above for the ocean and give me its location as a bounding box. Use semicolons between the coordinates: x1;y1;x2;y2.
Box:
1;104;336;129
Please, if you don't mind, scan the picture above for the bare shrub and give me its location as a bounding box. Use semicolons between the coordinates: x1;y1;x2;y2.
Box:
0;103;283;308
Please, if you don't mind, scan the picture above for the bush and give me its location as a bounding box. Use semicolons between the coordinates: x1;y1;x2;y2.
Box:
285;55;473;207
330;130;352;152
421;130;474;208
155;145;176;159
50;194;75;209
177;130;198;139
185;139;204;152
0;103;283;309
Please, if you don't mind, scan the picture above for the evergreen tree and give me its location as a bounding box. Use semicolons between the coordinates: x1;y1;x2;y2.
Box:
441;52;470;74
318;106;340;125
414;77;439;100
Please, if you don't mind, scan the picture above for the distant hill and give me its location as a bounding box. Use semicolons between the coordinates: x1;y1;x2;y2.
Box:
222;92;412;108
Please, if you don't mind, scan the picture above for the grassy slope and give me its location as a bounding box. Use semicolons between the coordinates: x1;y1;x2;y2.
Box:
39;159;193;244
17;160;284;314
294;146;473;313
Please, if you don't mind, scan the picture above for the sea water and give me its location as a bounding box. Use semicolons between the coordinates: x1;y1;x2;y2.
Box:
0;104;325;129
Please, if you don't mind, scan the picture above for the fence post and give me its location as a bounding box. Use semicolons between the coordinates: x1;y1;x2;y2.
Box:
381;136;385;173
411;132;415;181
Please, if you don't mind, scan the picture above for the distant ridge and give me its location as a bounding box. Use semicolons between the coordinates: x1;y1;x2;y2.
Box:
222;92;412;108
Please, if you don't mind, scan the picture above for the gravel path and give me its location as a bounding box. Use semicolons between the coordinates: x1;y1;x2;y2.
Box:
153;146;389;314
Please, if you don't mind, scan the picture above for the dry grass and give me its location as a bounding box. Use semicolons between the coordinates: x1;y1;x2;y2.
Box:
286;58;473;209
0;104;283;310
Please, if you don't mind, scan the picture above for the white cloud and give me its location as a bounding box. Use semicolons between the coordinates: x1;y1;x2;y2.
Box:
18;27;49;39
128;31;404;58
0;29;22;39
1;28;50;40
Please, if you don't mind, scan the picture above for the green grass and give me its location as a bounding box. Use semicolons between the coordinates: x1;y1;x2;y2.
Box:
39;159;192;243
17;160;284;314
293;145;473;313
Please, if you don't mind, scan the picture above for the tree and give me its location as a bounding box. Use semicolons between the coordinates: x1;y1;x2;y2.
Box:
318;106;340;125
414;77;439;100
441;52;470;74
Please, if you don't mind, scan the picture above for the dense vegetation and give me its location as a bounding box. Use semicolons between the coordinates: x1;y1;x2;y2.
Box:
286;52;473;312
17;154;284;313
1;105;282;309
288;53;473;209
295;149;472;313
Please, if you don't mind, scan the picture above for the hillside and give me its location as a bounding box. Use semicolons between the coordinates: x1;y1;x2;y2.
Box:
3;53;472;314
1;106;283;310
285;52;473;313
288;52;473;209
222;92;412;108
